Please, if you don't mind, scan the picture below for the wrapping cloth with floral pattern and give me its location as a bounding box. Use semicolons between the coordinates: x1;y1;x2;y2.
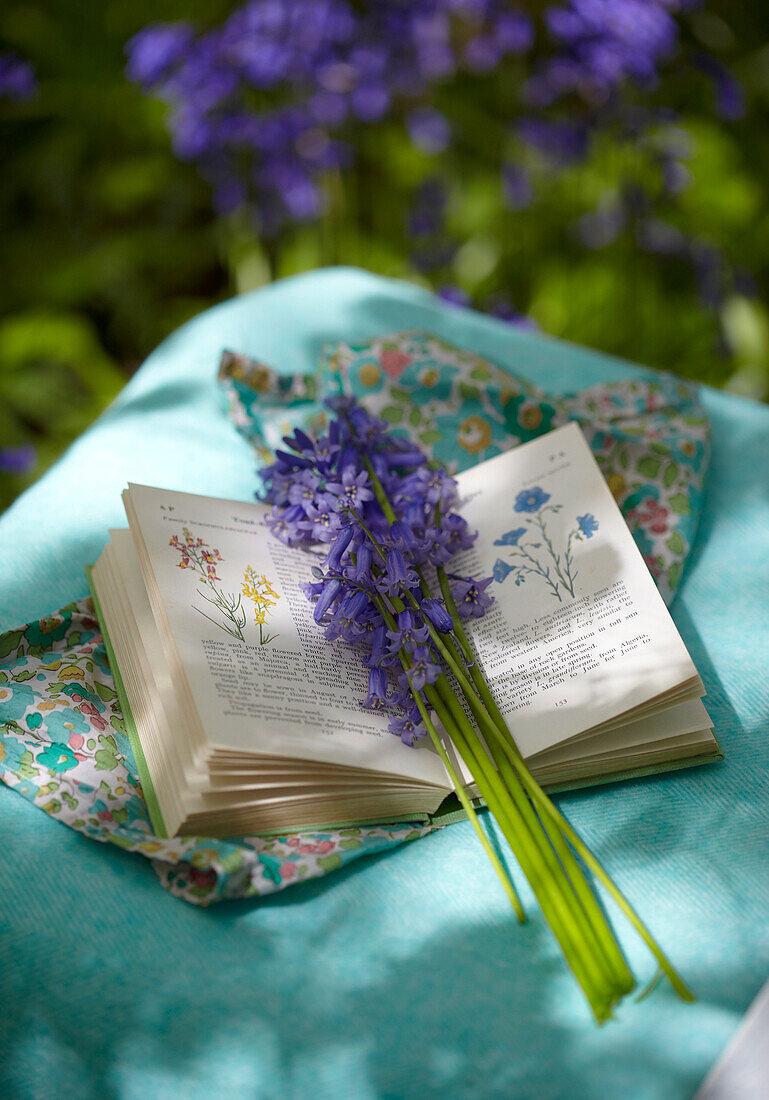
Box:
220;330;710;605
0;601;434;905
0;331;709;907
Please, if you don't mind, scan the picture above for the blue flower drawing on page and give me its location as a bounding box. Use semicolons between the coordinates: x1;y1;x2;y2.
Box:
492;487;599;603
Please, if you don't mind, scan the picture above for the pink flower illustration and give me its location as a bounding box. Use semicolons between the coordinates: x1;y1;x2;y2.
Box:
380;349;411;377
78;701;107;730
627;497;669;535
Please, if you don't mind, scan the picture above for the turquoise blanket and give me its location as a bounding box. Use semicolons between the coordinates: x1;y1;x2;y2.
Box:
1;268;768;1098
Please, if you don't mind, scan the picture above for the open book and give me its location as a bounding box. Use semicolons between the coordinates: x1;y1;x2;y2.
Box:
89;423;721;838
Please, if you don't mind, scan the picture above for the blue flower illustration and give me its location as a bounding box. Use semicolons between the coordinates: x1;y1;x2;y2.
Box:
514;486;550;513
38;741;79;773
0;681;36;723
0;734;26;774
577;514;599;539
45;707;90;742
493;527;527;547
493;559;515;583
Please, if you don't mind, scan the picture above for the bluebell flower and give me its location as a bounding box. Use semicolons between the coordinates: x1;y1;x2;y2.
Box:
274;448;314;471
366;624;395;669
304;500;343;542
326;469;374;511
399;467;456;509
345;542;372;584
265;505;301;546
282;426;315;455
0;444;36;475
441;513;475;553
387;610;429;652
451;577;495;619
326;524;356;570
387;521;420;553
494;527;527;547
406;646;442;692
0;52;38;101
287;470;325;509
407;107;451;153
577;514;599;539
300;579;325;602
389;707;427;747
381;548;418;594
312;578;342;624
514;487;550;513
125;24;194;87
420;598;453;633
363;668;389;709
422;527;452;567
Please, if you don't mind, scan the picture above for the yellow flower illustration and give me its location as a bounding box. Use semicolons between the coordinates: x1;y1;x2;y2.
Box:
418;366;440;388
519;402;543;430
458;415;492;454
358;362;381;387
606;473;627;500
242;567;280;644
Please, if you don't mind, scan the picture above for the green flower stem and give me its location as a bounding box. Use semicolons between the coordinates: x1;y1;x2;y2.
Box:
530;788;695;1003
428;676;621;1017
404;667;526;923
424;585;633;991
489;732;633;993
426;678;616;1022
362;458;688;1010
438;567;692;1002
384;593;526;923
367;461;626;1013
363;455;398;522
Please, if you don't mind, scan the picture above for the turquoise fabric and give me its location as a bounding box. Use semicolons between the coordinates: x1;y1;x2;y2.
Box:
1;267;768;1099
219;331;710;605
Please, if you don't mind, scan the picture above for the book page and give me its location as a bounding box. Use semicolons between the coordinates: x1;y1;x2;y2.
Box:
124;484;449;787
455;422;700;758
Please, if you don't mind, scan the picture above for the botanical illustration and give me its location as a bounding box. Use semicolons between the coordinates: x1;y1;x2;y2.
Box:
169;528;278;644
241;567;280;645
492;487;599;602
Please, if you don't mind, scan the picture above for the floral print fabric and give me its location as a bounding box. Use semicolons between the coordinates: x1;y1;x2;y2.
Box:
0;600;432;905
220;330;709;605
0;331;709;907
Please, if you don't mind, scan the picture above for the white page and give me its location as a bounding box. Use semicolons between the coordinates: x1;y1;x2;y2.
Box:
456;422;700;758
124;483;449;786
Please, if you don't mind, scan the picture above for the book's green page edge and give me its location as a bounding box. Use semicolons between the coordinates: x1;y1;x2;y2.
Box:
87;567;432;837
86;566;170;839
86;566;724;840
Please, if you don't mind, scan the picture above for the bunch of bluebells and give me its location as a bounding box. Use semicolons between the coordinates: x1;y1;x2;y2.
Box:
125;0;534;234
261;397;492;746
260;396;696;1021
125;1;747;341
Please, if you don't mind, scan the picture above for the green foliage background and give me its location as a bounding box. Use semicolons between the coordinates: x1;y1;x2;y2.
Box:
1;1;768;514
